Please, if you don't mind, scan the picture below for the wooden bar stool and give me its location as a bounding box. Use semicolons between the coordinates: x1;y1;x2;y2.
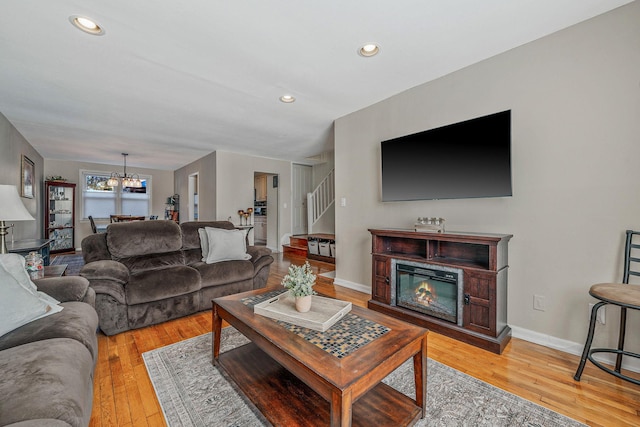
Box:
574;230;640;385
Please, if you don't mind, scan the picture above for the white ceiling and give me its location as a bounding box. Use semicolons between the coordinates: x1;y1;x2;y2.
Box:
0;0;633;170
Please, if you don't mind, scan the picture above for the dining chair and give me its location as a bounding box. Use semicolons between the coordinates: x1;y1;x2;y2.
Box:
88;216;97;234
89;216;107;233
574;230;640;385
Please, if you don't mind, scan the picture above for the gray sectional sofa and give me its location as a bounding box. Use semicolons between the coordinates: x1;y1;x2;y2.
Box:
0;275;98;427
80;220;274;335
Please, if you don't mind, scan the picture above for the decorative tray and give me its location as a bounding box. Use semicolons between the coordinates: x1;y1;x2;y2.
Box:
254;293;352;332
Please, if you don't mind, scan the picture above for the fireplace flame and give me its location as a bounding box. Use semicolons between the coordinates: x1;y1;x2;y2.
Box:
415;281;437;305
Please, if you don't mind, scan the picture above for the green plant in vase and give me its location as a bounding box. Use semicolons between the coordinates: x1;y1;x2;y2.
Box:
281;261;316;312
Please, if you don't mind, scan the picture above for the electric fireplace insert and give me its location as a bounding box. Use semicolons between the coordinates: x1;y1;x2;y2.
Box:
392;260;464;326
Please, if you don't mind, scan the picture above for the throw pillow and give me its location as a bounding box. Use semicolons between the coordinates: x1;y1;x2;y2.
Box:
0;254;63;337
204;227;251;264
198;228;210;262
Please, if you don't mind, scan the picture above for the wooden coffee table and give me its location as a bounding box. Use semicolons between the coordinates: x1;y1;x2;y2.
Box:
212;288;428;427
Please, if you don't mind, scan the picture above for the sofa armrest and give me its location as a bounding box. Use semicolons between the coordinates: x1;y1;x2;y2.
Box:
80;260;130;304
32;276;93;304
247;246;274;271
80;260;129;283
247;245;272;261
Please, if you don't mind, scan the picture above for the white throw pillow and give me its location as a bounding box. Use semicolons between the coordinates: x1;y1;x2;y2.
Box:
204;227;251;264
0;254;63;337
198;228;210;262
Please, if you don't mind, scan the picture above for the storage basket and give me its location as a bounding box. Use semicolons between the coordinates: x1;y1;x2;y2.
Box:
319;241;331;257
307;240;319;255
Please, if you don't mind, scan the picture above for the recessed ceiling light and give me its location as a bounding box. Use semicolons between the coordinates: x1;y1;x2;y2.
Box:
69;15;105;36
279;95;296;103
358;43;380;57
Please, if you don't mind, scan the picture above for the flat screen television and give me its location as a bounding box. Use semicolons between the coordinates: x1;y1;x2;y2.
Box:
381;110;512;201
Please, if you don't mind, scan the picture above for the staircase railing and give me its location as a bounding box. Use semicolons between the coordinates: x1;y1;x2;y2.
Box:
307;169;334;234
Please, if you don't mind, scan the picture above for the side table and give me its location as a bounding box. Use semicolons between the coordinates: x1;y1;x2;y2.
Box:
7;239;53;266
235;225;254;241
44;264;68;278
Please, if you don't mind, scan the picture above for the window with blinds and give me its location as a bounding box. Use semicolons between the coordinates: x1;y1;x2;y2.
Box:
80;170;151;219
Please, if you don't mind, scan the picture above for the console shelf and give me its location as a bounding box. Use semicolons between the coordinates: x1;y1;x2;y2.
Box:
368;228;512;354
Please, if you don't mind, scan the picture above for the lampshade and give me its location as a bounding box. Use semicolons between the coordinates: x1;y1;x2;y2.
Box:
0;185;34;221
0;185;34;254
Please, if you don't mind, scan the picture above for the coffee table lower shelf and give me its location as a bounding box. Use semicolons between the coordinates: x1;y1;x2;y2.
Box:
216;342;423;427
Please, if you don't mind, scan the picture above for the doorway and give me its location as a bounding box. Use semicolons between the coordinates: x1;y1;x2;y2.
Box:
254;172;279;250
188;173;198;221
292;164;312;235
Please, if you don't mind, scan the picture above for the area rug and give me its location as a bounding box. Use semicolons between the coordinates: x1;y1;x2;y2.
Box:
143;328;586;427
50;254;84;276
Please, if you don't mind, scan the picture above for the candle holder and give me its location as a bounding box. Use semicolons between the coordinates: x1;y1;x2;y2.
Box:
415;217;445;233
246;208;254;225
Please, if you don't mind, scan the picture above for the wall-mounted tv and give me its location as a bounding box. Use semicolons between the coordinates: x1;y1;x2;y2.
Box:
381;110;512;201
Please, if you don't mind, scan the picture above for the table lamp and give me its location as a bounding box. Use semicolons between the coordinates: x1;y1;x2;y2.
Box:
0;185;35;254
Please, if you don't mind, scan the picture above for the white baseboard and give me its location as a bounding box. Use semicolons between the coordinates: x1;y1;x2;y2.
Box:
332;277;371;295
319;271;336;279
511;325;640;374
511;325;584;356
329;278;640;375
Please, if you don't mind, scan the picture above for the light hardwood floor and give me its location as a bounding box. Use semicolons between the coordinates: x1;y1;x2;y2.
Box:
89;253;640;427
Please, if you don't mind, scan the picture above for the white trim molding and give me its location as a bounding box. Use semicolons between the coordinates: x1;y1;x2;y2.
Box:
332;277;371;295
329;279;640;375
512;325;640;374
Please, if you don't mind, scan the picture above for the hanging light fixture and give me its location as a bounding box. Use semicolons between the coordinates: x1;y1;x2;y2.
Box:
106;153;142;188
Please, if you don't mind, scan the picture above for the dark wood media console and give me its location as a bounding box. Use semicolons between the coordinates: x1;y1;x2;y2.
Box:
368;229;512;354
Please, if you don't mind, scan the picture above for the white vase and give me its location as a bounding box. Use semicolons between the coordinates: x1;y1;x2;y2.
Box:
295;295;312;313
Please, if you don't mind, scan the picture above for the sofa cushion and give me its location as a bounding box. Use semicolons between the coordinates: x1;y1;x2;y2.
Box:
107;220;183;258
127;293;200;330
181;221;235;250
182;221;237;265
125;266;201;305
204;227;251;264
196;226;250;262
116;250;185;274
0;254;63;337
81;232;110;263
193;259;254;288
0;301;99;361
198;228;209;261
0;338;94;427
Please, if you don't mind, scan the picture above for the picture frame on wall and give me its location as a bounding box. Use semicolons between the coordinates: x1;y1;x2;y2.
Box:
21;155;34;198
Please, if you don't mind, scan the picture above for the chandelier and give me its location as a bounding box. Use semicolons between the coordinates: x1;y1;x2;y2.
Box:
106;153;142;188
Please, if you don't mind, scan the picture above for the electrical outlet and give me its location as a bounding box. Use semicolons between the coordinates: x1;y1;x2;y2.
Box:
588;303;606;325
533;294;546;311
